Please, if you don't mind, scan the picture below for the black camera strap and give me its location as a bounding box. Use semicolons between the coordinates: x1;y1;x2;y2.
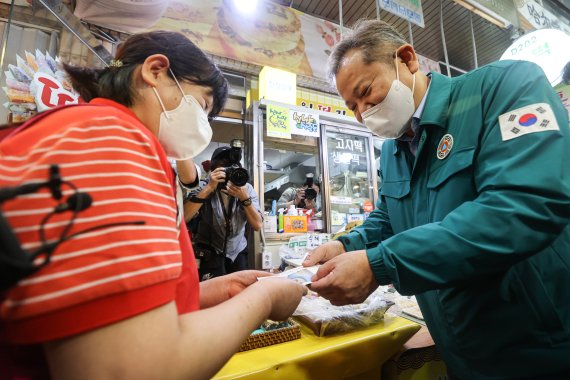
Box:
216;192;235;256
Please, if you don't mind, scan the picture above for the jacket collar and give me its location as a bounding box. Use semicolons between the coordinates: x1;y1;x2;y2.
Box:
417;71;452;129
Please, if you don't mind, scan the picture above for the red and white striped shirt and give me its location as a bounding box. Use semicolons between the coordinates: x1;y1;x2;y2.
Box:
0;99;199;378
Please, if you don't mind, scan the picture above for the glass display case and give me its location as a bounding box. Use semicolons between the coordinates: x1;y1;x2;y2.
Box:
260;117;324;233
253;99;379;239
322;126;377;233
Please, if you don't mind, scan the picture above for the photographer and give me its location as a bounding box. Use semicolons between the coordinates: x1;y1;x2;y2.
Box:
277;173;321;212
185;146;262;280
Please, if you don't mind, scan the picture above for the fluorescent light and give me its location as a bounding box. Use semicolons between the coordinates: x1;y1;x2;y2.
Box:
453;0;511;29
233;0;258;14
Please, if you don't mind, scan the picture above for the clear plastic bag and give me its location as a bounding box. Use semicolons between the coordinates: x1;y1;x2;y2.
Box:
293;288;394;336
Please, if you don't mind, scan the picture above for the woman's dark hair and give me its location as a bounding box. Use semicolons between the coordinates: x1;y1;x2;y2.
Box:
64;31;228;118
563;61;570;85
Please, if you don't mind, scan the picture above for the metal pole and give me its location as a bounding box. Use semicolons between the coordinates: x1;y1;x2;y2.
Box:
0;0;15;79
339;0;344;36
440;0;451;77
36;0;113;65
408;21;414;46
376;0;380;20
470;12;478;69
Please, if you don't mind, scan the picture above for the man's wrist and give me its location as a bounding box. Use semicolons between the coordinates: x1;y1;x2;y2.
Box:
204;183;217;193
240;197;253;207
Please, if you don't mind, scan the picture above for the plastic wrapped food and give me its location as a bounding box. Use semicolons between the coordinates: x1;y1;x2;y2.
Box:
3;50;80;122
294;288;394;336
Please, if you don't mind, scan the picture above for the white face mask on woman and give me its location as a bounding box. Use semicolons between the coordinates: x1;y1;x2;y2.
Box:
361;55;416;139
152;70;213;160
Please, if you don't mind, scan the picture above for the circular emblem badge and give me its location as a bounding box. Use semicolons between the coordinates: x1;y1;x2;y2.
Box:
437;134;453;160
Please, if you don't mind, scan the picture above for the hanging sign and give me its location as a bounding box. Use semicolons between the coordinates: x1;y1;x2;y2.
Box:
289;110;319;137
500;28;570;86
517;0;570;34
259;66;297;106
267;104;291;139
378;0;425;28
296;88;354;117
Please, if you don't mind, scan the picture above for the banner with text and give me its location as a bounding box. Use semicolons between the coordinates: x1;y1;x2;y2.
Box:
150;0;347;79
378;0;425;28
267;104;291;139
290;110;320;137
517;0;570;34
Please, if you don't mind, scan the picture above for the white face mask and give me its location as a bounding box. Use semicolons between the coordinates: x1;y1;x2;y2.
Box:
361;56;416;139
152;70;213;160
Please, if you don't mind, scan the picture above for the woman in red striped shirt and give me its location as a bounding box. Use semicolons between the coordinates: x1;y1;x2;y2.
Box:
0;31;306;380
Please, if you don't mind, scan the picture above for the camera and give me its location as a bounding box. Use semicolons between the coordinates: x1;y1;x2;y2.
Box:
224;165;249;187
218;139;249;189
304;173;317;200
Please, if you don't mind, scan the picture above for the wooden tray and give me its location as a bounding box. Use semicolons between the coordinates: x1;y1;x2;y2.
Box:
239;319;301;352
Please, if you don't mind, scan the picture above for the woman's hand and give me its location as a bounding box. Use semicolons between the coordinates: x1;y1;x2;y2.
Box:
200;270;271;308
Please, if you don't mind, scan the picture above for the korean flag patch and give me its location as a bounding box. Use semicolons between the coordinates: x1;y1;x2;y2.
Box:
499;103;559;141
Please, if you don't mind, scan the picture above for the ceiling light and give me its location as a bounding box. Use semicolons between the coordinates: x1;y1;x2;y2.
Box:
233;0;258;14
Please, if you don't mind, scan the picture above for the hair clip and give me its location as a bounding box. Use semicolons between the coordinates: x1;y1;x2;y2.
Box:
109;59;123;68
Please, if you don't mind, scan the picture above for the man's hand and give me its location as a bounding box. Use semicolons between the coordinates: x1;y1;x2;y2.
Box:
303;240;346;266
309;250;379;306
207;167;226;190
224;182;249;201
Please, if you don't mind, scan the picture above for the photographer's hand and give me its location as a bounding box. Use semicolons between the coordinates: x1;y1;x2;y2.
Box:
206;167;226;192
224;183;262;230
224;182;249;202
294;188;305;206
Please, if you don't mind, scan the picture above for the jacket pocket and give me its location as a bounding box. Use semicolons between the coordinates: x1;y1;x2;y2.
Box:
427;146;476;189
512;259;565;337
380;180;410;199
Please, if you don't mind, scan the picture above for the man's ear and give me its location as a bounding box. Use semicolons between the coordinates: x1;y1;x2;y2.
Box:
396;44;419;74
140;54;170;88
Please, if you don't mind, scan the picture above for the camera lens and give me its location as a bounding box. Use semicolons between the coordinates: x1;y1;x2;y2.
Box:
229;167;249;187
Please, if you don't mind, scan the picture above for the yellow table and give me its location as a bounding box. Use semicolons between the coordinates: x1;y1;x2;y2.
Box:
213;316;421;380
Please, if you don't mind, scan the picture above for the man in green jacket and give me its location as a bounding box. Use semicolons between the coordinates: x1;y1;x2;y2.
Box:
305;20;570;380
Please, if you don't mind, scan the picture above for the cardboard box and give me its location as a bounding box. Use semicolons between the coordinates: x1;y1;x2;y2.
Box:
264;216;277;233
283;215;308;233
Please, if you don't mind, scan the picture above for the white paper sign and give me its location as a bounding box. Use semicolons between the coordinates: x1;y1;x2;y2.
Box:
290;110;320;137
347;214;365;222
330;196;353;205
306;233;323;249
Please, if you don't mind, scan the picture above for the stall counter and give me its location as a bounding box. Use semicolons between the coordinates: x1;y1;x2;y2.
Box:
213;316;420;380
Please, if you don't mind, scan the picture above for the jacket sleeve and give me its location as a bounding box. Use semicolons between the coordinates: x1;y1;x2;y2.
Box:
337;168;394;252
367;61;570;295
277;187;295;210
